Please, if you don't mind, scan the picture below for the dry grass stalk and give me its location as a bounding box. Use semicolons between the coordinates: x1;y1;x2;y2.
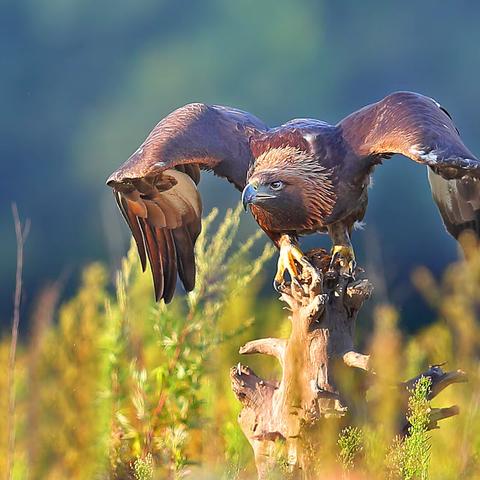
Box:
6;204;30;480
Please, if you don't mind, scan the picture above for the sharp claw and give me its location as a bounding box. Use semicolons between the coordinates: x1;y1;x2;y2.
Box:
329;245;356;277
292;277;302;288
300;256;310;265
348;260;357;278
275;239;321;290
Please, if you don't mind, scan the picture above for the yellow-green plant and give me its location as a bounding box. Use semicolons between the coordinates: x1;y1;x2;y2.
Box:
106;205;273;478
2;216;480;479
29;264;112;479
401;376;432;480
338;426;363;473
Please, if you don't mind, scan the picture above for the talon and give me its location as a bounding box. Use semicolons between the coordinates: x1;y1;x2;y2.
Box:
348;258;357;277
274;237;317;288
292;277;302;288
329;245;356;277
273;236;317;293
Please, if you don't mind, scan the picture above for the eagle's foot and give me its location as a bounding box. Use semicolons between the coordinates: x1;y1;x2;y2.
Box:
328;245;356;278
273;243;318;292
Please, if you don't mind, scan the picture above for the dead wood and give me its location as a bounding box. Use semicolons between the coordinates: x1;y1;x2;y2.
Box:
230;249;466;479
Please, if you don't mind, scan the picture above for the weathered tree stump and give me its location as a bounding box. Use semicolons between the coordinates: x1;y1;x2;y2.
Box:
230;249;466;479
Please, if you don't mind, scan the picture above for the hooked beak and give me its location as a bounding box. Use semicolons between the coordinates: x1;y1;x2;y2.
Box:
242;183;257;211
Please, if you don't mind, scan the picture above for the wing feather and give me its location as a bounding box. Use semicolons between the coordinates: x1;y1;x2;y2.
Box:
172;226;196;292
107;103;268;301
339;91;480;179
160;228;178;303
339;91;480;240
138;219;164;301
428;170;480;239
143;201;167;228
116;192;147;271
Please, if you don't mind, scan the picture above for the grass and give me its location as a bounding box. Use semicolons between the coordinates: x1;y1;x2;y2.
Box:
2;208;480;479
401;376;432;480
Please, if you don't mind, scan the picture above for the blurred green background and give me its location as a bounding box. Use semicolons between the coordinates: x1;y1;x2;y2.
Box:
2;0;479;329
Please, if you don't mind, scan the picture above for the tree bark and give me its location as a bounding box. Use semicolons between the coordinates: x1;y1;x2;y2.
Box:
230;248;466;479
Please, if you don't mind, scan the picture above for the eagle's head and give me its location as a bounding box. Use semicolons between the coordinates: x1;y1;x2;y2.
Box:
242;145;336;231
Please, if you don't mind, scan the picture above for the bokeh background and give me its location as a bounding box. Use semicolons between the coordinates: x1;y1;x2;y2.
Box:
2;0;480;330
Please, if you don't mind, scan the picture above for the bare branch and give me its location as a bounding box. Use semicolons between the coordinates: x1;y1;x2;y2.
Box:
428;406;460;430
343;350;372;372
239;338;287;367
401;365;467;400
399;366;466;436
401;405;461;436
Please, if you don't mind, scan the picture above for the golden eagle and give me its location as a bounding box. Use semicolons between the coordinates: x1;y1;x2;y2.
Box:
107;92;480;302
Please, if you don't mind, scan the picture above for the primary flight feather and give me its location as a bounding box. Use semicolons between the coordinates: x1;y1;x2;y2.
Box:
107;92;480;302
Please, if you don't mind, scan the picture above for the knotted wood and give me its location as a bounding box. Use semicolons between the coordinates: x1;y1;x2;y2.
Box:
230;249;466;479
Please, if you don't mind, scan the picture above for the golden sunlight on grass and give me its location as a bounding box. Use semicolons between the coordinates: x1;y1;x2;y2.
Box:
2;218;480;479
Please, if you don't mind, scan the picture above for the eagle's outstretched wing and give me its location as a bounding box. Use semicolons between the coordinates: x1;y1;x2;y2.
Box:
339;91;480;239
107;103;268;302
427;171;480;239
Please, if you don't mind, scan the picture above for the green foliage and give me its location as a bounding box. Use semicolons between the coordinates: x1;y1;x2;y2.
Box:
402;377;432;480
106;206;273;477
30;263;112;479
1;206;274;478
385;377;432;480
2;222;480;479
133;453;154;480
338;426;363;473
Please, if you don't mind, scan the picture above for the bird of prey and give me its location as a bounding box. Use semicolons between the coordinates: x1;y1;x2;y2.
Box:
107;91;480;302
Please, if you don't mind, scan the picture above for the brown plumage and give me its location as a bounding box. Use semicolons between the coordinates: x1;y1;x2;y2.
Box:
107;92;480;302
248;145;336;235
107;103;268;301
